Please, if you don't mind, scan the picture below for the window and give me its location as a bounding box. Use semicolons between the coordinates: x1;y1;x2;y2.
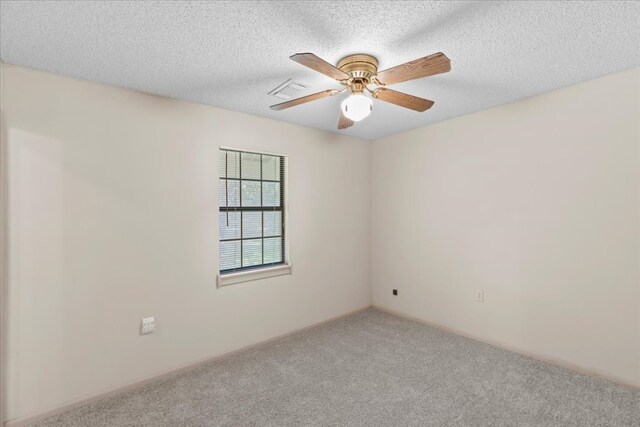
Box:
218;148;288;283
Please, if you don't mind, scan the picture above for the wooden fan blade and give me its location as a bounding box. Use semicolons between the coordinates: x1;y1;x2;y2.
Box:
338;111;354;129
376;52;450;85
290;53;350;81
372;88;434;112
270;89;339;111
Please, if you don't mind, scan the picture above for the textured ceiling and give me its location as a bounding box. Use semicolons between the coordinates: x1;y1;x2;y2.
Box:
1;1;639;140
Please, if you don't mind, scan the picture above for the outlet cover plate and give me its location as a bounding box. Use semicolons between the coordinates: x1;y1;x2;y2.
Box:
141;317;155;335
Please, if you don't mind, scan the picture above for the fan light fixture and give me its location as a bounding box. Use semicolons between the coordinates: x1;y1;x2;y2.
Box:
341;93;373;122
270;52;451;130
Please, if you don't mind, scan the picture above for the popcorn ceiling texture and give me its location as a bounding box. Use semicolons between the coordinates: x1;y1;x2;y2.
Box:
1;0;639;140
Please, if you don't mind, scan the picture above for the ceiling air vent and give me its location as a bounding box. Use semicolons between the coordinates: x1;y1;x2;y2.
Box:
268;79;308;100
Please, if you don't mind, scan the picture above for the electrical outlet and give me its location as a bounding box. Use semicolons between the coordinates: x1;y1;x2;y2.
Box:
476;291;484;302
140;317;155;335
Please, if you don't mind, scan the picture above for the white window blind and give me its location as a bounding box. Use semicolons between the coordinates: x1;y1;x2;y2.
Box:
219;149;285;274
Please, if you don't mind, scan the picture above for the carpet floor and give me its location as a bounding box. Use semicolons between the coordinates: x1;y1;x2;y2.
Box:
35;309;639;426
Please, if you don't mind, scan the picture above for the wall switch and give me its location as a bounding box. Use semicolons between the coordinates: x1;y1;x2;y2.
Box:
392;289;398;296
476;291;484;302
140;317;155;335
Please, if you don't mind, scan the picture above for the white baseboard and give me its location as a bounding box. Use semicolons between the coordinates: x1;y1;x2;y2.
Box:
6;304;637;426
373;305;640;391
4;305;370;427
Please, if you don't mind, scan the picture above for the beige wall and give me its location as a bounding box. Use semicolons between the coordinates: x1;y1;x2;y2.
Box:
3;62;639;422
1;64;371;421
372;67;640;387
1;104;8;423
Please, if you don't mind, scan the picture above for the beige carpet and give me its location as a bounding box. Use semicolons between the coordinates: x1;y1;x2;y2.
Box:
35;309;640;426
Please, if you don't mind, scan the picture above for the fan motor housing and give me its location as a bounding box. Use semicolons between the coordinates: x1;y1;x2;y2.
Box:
337;54;378;82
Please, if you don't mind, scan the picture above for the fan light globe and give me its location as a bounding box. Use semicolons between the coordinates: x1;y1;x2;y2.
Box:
341;94;373;122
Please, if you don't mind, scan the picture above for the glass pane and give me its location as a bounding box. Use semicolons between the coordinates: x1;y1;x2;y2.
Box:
263;211;281;237
262;155;280;181
220;179;240;207
241;180;261;207
219;211;240;240
264;237;283;264
242;239;262;267
219;150;226;178
241;152;261;180
242;212;262;238
262;182;281;207
225;151;240;179
220;240;241;271
219;179;226;207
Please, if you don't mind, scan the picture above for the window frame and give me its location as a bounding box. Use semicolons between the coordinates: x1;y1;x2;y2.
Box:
217;147;291;287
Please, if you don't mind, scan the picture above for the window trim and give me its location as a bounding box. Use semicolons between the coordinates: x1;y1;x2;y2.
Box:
217;146;290;287
217;263;292;288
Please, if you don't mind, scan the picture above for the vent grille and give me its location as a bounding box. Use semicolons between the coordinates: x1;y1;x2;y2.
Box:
268;79;308;100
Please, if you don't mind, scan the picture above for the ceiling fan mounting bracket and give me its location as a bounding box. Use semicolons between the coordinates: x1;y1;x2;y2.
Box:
371;76;385;86
337;54;379;83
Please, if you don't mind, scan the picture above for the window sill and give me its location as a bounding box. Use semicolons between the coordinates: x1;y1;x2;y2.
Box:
217;264;292;288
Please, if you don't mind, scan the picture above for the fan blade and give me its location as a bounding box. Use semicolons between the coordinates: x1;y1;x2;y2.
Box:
376;52;450;85
270;89;339;111
290;53;350;81
372;88;434;112
338;111;354;129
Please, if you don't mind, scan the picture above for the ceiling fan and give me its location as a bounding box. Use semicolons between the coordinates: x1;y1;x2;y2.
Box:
270;52;451;129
